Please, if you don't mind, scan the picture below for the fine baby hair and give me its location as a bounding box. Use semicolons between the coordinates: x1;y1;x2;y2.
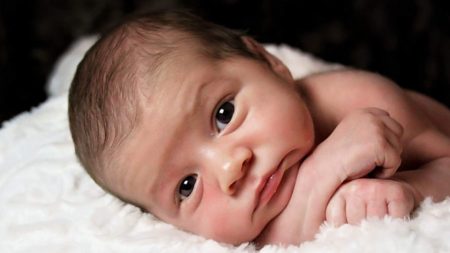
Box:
69;10;260;201
68;8;450;248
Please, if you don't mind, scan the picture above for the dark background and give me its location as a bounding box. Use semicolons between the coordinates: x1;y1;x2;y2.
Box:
0;0;449;125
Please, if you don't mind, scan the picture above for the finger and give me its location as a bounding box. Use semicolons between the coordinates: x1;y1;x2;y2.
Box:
375;142;402;178
380;114;404;139
326;195;347;226
387;200;412;218
366;199;388;219
346;196;366;225
365;107;390;117
365;107;403;139
384;129;403;154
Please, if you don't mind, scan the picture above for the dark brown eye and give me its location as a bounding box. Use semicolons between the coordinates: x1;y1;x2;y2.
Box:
178;174;197;201
215;100;234;132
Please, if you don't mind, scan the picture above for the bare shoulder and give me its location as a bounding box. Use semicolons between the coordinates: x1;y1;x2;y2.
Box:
297;68;450;129
405;90;450;136
296;69;416;133
296;69;450;162
297;69;409;116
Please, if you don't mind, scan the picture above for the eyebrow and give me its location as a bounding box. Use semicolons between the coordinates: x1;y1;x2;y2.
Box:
181;80;212;118
144;79;215;217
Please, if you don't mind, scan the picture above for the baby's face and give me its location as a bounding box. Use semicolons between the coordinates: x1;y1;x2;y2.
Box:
116;48;315;244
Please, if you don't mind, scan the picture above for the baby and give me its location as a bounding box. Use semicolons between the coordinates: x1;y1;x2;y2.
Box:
68;10;450;246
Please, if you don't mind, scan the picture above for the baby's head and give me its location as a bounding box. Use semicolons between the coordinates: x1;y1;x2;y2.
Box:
69;10;315;244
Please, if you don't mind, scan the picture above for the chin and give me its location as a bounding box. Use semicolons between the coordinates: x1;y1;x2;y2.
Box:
209;226;262;245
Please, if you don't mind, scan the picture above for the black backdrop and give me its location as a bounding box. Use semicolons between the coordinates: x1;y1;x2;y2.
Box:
1;0;449;124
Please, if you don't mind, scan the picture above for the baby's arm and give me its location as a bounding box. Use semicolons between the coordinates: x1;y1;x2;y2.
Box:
305;107;404;181
256;107;404;245
326;178;416;225
256;69;450;246
391;157;450;203
327;157;450;225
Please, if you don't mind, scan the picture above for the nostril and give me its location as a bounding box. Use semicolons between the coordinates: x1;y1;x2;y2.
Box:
223;151;252;195
229;181;237;193
242;160;248;171
242;156;252;171
228;179;245;195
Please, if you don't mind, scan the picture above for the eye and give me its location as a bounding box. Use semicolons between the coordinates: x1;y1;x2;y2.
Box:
178;174;197;201
214;100;235;132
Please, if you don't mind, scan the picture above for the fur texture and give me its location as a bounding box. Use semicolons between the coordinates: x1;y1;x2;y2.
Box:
0;37;449;253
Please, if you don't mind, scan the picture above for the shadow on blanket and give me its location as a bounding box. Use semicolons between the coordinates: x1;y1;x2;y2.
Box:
0;37;449;253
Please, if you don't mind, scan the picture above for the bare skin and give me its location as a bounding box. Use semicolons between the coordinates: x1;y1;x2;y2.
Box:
255;67;450;245
108;35;450;246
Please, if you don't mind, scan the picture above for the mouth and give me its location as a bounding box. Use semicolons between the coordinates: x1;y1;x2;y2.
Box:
257;167;286;207
255;151;301;209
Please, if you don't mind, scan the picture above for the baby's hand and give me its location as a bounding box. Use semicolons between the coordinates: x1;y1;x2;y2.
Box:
312;108;404;181
326;178;415;226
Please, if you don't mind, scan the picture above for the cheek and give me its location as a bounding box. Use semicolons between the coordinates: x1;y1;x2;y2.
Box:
264;103;314;144
285;101;315;147
200;189;229;221
195;187;257;243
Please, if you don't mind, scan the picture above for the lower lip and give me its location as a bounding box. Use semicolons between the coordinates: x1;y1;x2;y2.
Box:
258;167;286;206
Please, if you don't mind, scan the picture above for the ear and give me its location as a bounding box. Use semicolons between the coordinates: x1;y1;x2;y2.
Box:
241;36;293;82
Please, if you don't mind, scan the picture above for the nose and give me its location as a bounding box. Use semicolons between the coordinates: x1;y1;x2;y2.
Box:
209;146;253;195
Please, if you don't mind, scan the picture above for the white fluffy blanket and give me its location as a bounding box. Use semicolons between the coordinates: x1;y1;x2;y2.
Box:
1;37;449;253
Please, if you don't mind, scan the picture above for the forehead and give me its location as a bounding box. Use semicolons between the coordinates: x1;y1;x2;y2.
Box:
138;47;220;116
137;36;213;95
115;49;224;207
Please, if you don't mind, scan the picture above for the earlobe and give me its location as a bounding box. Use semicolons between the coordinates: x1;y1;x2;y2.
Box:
241;36;294;82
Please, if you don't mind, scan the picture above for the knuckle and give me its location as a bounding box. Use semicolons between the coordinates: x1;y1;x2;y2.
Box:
367;120;385;138
372;135;389;151
347;179;372;195
393;154;402;167
390;184;408;201
398;122;405;135
378;135;388;147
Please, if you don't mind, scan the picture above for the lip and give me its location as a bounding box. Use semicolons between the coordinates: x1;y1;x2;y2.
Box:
254;151;300;209
256;167;286;208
